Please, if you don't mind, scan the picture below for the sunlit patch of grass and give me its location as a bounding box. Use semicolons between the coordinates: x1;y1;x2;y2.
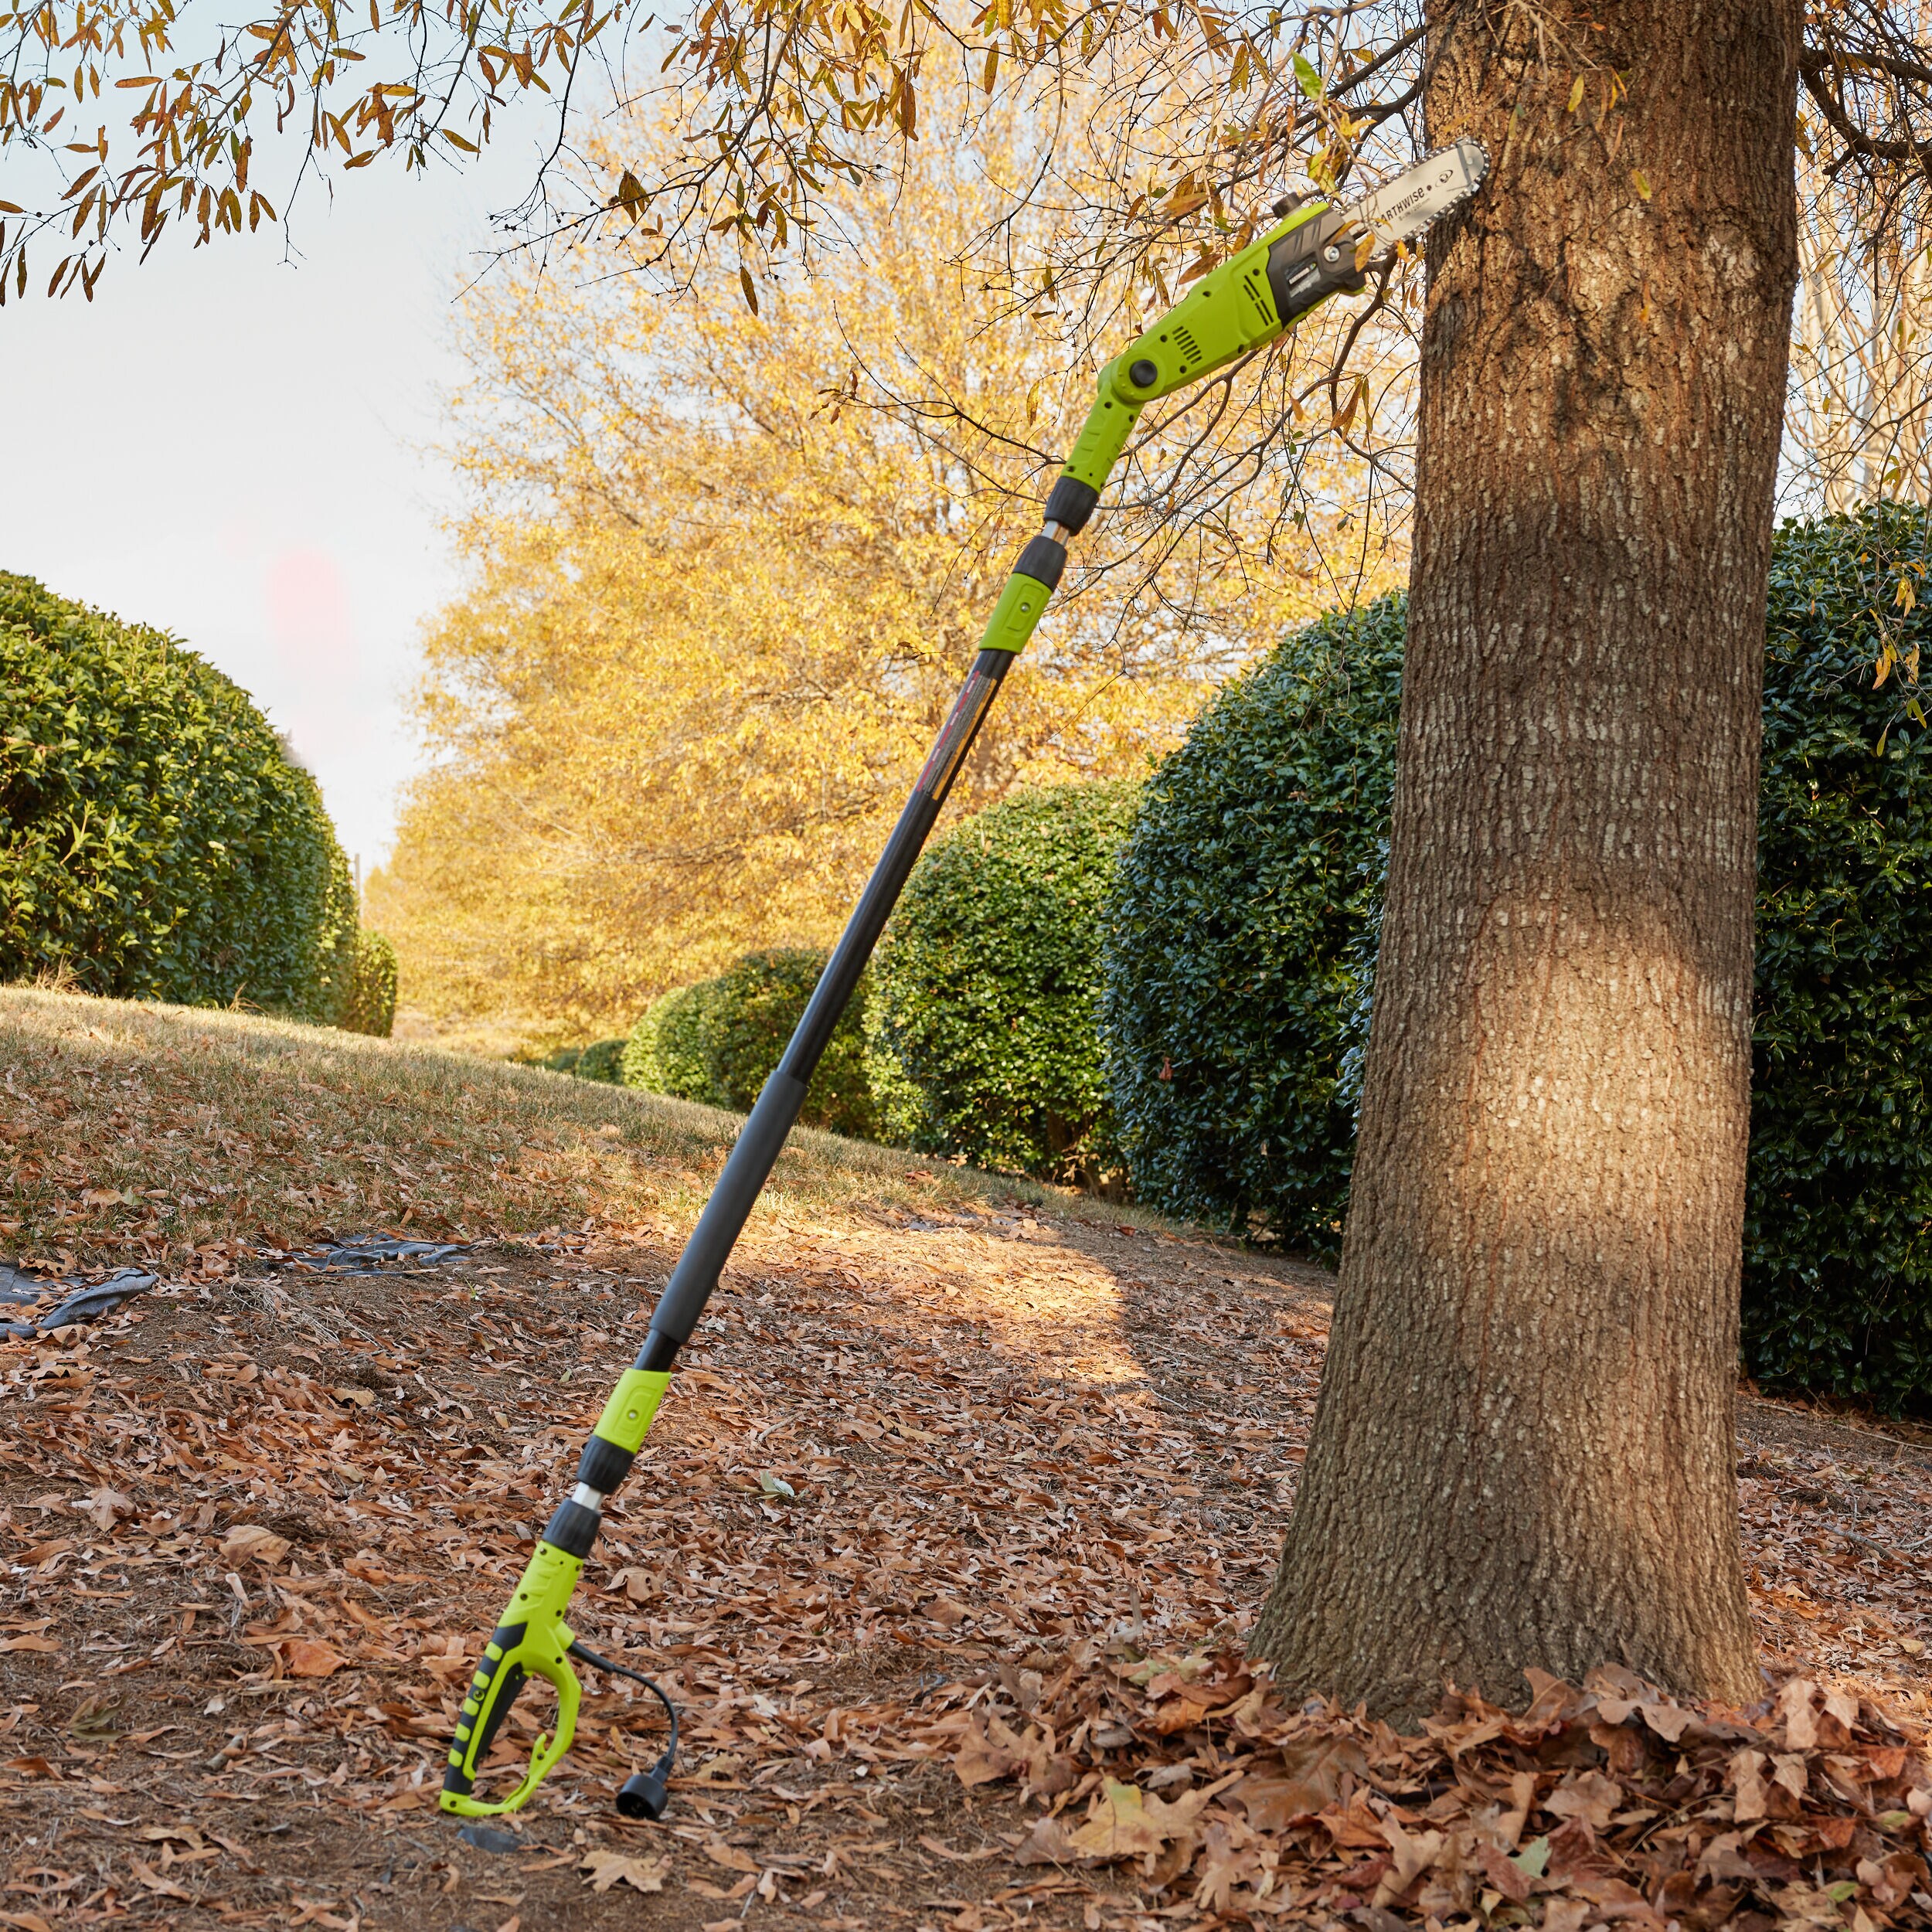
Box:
0;988;1053;1278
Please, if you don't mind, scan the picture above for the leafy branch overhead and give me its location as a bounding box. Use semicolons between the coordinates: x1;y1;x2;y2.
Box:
0;0;1389;304
6;0;1918;308
367;100;1400;1031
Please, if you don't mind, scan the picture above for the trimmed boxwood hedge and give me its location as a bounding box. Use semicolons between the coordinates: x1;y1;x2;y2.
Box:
869;782;1139;1189
0;571;359;1019
539;1036;628;1082
1103;505;1932;1410
1744;502;1932;1409
623;950;876;1136
1100;600;1400;1247
624;979;729;1104
710;948;878;1138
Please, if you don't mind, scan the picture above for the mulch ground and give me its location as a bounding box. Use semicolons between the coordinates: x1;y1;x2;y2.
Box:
1;1199;1927;1930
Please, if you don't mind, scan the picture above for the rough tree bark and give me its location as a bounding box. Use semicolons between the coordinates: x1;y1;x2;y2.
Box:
1253;0;1801;1718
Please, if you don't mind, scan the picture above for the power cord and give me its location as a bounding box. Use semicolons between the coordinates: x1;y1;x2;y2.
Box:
566;1641;679;1820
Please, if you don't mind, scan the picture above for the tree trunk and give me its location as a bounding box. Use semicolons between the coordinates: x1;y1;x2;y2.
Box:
1253;0;1800;1719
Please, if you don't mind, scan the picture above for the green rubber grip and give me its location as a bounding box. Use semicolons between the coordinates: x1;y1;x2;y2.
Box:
1058;361;1143;494
977;572;1056;655
592;1368;670;1454
440;1540;584;1818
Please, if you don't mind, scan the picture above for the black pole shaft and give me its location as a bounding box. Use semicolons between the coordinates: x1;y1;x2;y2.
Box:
635;648;1014;1362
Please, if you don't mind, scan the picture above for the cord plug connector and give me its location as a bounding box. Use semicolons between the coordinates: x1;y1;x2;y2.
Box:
617;1757;672;1821
568;1639;680;1822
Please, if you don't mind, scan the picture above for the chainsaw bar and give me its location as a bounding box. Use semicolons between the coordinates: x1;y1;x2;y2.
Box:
1345;137;1490;251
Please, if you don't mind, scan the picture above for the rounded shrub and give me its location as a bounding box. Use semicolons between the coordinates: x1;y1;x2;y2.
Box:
1743;502;1932;1410
869;781;1139;1188
539;1036;628;1082
336;930;399;1038
624;978;730;1104
573;1037;628;1083
1100;599;1402;1252
709;948;878;1138
0;571;359;1017
623;954;876;1135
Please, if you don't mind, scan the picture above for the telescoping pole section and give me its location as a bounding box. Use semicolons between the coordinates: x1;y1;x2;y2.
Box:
631;642;1029;1372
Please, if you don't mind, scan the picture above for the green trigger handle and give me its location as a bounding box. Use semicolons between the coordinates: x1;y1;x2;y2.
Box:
440;1544;583;1816
441;1372;666;1816
437;188;1355;1823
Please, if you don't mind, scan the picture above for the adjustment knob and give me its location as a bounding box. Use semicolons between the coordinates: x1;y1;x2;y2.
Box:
1271;192;1306;218
1128;358;1159;388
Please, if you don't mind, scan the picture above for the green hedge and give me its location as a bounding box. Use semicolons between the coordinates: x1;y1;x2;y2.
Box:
575;1037;628;1084
869;782;1139;1189
336;930;399;1038
538;1036;628;1082
1103;508;1932;1409
624;951;876;1136
624;980;729;1104
713;949;878;1137
1101;601;1401;1247
0;571;359;1018
1744;502;1932;1408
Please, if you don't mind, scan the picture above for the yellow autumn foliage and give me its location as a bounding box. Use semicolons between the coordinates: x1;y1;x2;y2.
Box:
372;105;1406;1036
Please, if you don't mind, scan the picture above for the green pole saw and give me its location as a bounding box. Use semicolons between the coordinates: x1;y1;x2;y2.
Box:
439;134;1490;1822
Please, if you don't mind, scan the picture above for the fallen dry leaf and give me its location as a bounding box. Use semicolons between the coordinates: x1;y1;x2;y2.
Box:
220;1524;291;1566
287;1902;359;1930
128;1857;193;1900
85;1485;135;1532
281;1638;349;1679
137;1823;205;1848
1233;1732;1369;1828
1372;1812;1445;1910
953;1711;1031;1790
1543;1767;1622;1831
579;1849;667;1894
1019;1774;1231;1872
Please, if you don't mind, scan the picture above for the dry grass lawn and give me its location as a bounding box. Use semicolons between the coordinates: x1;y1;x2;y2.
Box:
0;988;1138;1282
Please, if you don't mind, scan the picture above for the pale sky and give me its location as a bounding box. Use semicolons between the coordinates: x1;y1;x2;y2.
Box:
1;138;543;873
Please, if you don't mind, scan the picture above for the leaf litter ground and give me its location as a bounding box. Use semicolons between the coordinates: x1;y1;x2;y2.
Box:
2;1012;1930;1930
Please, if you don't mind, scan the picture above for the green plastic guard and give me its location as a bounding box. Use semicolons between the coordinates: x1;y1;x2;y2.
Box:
440;1541;585;1817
